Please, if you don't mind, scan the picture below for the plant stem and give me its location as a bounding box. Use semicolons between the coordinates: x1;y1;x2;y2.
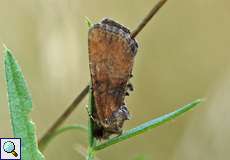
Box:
131;0;168;38
87;83;96;160
38;85;89;149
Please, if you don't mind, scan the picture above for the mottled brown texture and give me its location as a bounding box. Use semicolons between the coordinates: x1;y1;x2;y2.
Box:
88;18;138;139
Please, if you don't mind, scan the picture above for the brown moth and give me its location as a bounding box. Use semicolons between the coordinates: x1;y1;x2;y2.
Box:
88;18;138;139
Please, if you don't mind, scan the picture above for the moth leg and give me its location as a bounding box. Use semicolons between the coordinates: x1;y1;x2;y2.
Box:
127;82;134;91
125;82;134;96
129;74;133;78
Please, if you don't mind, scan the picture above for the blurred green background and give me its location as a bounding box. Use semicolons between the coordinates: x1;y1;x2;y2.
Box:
0;0;230;159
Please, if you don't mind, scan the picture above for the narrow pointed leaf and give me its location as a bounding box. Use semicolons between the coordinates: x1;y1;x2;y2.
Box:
94;99;203;151
4;47;45;160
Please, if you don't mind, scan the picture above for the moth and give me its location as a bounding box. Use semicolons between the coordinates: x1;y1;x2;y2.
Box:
88;18;138;139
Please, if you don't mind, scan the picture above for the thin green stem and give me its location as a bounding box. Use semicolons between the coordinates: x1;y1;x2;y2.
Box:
87;83;96;160
52;125;87;137
94;99;203;151
39;125;87;151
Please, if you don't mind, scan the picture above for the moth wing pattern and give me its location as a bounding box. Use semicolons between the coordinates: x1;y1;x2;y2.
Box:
88;18;138;139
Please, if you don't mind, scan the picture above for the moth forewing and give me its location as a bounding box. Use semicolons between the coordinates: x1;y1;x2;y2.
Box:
88;18;138;139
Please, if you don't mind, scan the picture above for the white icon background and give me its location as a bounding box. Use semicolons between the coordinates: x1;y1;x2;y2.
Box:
1;138;21;160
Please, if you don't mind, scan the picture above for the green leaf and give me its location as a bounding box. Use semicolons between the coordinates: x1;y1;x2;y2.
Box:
85;16;94;28
4;46;45;160
94;99;203;151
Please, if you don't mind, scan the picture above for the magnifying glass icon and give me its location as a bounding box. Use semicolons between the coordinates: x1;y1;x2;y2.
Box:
3;141;18;157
